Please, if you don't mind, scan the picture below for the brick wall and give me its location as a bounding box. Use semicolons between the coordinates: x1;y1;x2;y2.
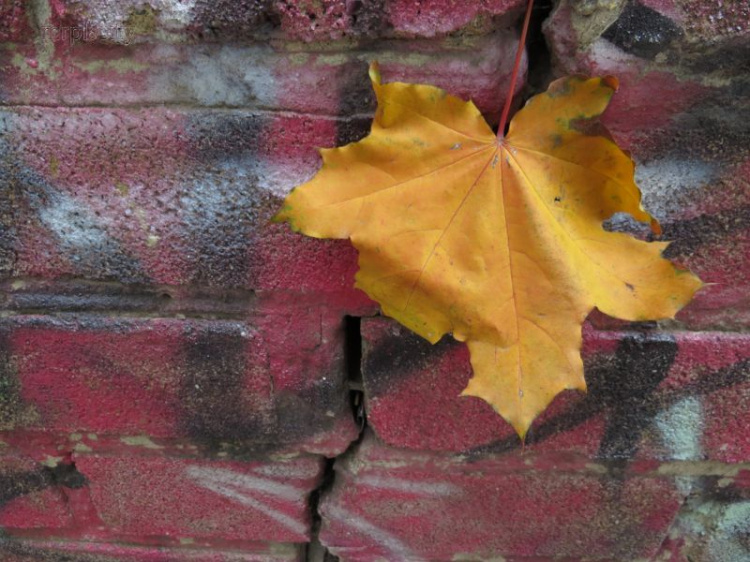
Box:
0;1;748;560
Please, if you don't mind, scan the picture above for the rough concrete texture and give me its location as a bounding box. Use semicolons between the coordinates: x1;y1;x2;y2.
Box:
0;0;749;560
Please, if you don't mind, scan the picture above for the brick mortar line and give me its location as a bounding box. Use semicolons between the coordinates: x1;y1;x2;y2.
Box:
0;309;254;320
0;532;306;554
1;277;258;292
1;309;748;334
332;457;750;479
0;102;376;120
0;435;324;461
0;29;510;52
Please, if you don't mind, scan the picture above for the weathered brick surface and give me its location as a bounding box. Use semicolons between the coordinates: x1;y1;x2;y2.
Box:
0;0;28;43
0;444;320;554
1;0;749;560
43;0;525;43
0;311;357;458
0;14;525;308
0;539;303;561
320;432;686;561
0;32;521;117
650;467;750;562
544;0;750;332
362;318;750;462
75;453;322;543
386;0;525;37
0;452;73;530
0;107;368;307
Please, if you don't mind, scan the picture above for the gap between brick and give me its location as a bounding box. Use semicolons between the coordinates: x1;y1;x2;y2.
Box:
306;316;366;562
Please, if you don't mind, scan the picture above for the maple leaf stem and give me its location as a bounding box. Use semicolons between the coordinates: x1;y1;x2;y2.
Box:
497;0;534;141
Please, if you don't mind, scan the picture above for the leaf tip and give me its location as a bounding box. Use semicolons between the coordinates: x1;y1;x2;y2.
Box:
650;217;663;236
270;204;301;232
602;75;619;92
513;421;530;443
460;384;532;441
369;61;382;85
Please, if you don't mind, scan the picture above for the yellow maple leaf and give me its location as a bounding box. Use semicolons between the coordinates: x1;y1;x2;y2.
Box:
274;63;703;439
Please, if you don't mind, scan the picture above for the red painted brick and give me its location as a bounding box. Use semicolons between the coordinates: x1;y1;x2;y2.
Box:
46;1;240;44
543;1;750;332
274;0;365;42
0;107;367;306
661;158;750;332
387;0;525;37
655;0;750;42
45;0;525;43
72;453;323;544
0;33;518;117
0;539;303;561
320;433;685;561
276;0;526;41
361;318;508;452
648;467;750;562
0;453;73;530
545;2;710;151
361;318;750;462
0;0;28;42
0;34;522;301
0;310;358;457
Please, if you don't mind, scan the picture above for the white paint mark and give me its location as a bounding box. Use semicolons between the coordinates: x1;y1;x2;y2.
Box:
186;465;309;538
178;162;259;244
186;466;303;501
252;464;315;479
158;0;199;27
74;1;198;42
655;396;704;461
655;396;704;494
39;193;109;250
707;501;750;561
636;158;716;221
325;504;412;560
254;157;318;198
150;45;277;107
588;38;640;72
676;499;750;561
197;479;307;537
357;475;458;497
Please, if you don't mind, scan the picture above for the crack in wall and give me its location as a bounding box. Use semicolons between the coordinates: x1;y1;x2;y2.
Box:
306;316;367;562
304;4;557;558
